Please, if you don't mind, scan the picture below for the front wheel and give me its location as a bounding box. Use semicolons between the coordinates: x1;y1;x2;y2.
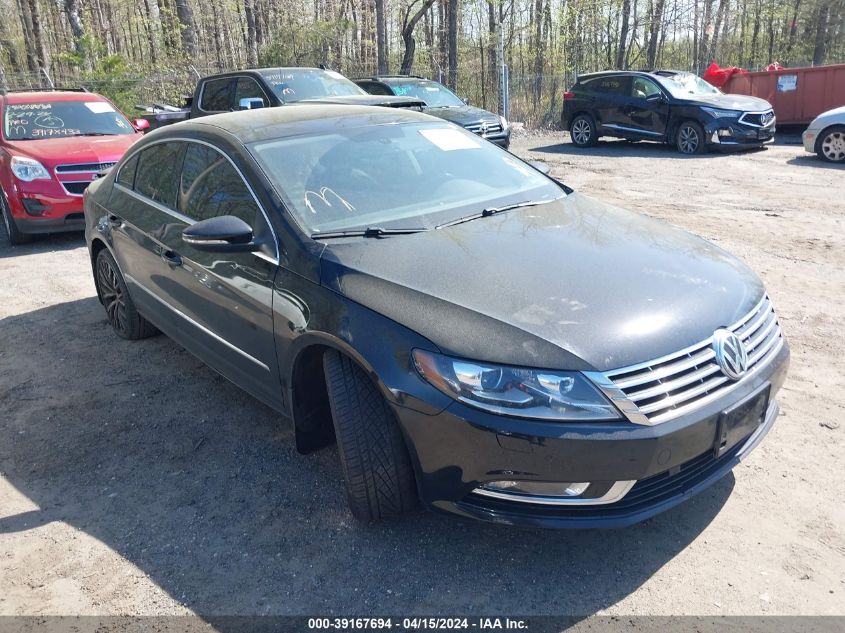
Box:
676;121;707;154
0;193;31;246
569;114;598;147
817;125;845;163
95;249;159;340
323;350;418;523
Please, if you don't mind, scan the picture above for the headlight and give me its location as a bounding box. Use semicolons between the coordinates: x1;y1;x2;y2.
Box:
701;107;740;119
11;156;51;182
499;115;509;129
412;349;621;421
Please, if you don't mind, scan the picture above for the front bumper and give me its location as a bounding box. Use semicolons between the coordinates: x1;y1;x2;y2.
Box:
6;183;86;234
395;342;788;528
476;128;511;149
704;119;776;149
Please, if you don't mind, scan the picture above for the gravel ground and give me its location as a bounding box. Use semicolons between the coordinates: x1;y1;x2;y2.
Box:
0;133;843;619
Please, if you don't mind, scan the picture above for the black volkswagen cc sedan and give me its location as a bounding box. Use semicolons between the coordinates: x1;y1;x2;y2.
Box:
562;70;776;153
84;105;789;528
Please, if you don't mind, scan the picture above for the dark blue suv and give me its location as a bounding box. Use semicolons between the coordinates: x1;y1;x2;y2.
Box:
562;70;776;154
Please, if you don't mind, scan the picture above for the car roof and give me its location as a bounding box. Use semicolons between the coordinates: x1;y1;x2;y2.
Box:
360;75;430;83
576;69;689;82
203;67;338;80
0;90;108;104
155;104;439;144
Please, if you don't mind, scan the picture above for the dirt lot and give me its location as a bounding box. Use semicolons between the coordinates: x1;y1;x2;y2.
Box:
0;134;843;619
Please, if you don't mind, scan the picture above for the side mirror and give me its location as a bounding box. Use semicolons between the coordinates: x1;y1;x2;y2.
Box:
527;160;551;175
646;93;664;103
132;118;150;132
182;215;261;253
239;97;266;110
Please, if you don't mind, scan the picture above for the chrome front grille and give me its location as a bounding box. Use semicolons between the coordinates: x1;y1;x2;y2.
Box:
593;295;784;425
55;162;117;173
465;120;503;135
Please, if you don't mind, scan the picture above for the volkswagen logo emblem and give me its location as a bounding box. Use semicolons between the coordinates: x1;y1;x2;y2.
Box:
713;329;748;380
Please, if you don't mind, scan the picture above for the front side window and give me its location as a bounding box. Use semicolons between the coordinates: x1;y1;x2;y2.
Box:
234;78;268;108
179;143;258;226
134;142;184;208
200;78;233;111
2;100;134;140
388;80;464;107
259;69;364;103
631;77;662;99
250;122;563;234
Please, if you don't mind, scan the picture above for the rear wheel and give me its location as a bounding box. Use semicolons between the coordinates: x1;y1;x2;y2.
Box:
569;114;598;147
323;350;418;523
676;120;707;154
817;125;845;163
0;193;31;246
95;249;158;340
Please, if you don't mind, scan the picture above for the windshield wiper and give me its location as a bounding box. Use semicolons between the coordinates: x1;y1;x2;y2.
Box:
69;132;114;137
435;199;554;229
310;226;430;240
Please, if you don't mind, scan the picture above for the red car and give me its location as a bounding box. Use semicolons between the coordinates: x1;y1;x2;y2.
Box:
0;90;148;245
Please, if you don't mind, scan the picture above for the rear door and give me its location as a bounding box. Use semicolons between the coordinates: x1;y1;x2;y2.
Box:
584;75;631;131
152;140;282;408
108;141;186;323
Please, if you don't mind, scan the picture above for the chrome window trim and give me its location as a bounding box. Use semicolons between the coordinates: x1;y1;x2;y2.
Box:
125;272;270;372
473;480;636;506
113;136;280;263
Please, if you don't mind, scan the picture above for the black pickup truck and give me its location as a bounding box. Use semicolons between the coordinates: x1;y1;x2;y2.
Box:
141;67;425;130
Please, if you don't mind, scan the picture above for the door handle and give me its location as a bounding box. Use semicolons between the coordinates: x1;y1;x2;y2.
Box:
160;249;182;267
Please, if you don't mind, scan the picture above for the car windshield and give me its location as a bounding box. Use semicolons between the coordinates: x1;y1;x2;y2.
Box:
658;73;722;98
2;100;134;140
389;80;464;107
249;122;563;234
259;69;365;103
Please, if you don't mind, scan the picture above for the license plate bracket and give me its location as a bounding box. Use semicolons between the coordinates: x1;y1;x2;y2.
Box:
714;383;770;457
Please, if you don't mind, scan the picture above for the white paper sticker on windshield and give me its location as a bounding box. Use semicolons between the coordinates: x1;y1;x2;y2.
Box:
419;128;481;151
85;102;115;114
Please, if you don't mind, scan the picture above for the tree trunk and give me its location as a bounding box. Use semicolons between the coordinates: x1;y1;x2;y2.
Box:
64;0;91;70
616;0;630;69
175;0;198;57
812;0;830;65
446;0;458;89
244;0;259;67
646;0;666;69
375;0;387;73
400;0;438;75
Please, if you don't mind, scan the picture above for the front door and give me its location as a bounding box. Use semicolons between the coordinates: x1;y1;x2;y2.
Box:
620;77;669;139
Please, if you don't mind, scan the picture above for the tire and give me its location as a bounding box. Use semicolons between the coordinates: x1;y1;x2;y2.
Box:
816;125;845;163
0;191;31;246
676;120;707;155
95;249;159;340
569;114;598;147
322;350;418;522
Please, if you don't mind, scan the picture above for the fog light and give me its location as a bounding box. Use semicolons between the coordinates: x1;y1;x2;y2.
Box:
718;128;732;137
22;198;48;216
483;480;591;497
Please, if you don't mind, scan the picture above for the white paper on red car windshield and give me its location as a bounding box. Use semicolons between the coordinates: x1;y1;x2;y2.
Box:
419;128;482;151
85;102;115;114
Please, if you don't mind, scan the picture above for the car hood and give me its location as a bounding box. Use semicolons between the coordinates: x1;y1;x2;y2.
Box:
4;134;140;167
319;193;764;372
423;105;499;126
680;93;773;112
812;105;845;126
296;94;425;109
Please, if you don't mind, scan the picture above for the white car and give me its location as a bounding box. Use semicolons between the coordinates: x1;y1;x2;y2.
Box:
802;105;845;163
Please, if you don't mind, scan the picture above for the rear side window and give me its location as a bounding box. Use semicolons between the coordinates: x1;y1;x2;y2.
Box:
134;142;184;208
179;142;258;226
200;78;233;111
359;81;393;96
116;153;139;188
582;76;627;95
